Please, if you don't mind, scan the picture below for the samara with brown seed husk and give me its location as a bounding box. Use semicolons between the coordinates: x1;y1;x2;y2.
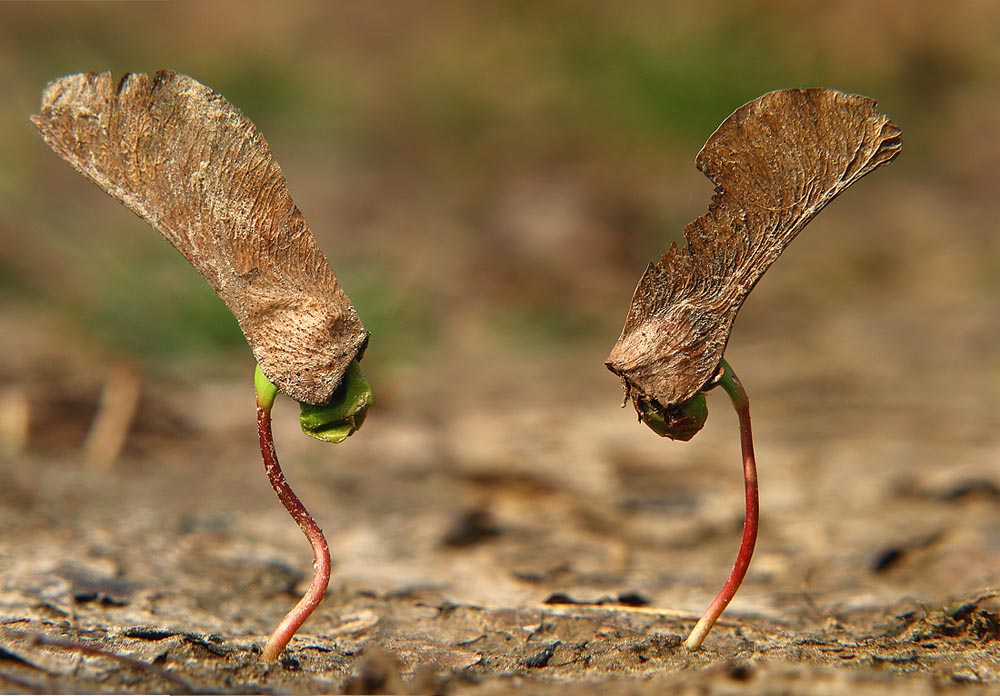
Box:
606;88;902;649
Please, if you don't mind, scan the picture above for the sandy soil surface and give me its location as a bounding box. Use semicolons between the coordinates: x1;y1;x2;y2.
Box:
3;5;1000;693
2;237;999;692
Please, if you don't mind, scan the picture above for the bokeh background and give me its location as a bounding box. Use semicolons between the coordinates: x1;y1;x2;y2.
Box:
6;2;998;409
2;2;1000;690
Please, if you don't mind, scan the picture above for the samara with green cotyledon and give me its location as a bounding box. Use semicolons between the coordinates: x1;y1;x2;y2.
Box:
32;70;372;661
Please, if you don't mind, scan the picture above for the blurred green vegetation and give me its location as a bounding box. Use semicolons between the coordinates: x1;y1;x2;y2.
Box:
2;2;998;392
336;263;441;367
541;10;815;142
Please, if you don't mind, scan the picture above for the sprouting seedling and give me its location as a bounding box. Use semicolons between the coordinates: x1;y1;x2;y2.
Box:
606;89;902;650
32;70;372;661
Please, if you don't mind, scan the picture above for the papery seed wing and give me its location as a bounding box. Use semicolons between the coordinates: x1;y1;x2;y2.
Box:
606;88;901;409
32;71;368;405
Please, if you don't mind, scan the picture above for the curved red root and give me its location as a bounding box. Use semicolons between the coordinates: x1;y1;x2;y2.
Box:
684;364;758;650
257;404;332;661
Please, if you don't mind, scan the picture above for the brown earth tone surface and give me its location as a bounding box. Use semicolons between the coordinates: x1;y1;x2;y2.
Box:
3;262;999;693
3;2;1000;693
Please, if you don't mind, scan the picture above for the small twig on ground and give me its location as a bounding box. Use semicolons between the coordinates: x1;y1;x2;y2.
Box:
3;629;192;693
82;362;142;470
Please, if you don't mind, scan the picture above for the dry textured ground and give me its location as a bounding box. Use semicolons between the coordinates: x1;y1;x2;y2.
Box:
3;2;1000;693
2;264;1000;693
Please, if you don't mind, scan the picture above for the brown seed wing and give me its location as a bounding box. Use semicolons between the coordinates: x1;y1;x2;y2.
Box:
32;71;368;405
607;88;901;407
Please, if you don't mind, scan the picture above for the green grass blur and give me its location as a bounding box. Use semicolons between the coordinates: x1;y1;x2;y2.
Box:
2;2;997;396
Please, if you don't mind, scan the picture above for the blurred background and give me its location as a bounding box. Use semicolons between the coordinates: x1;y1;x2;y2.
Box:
1;0;999;636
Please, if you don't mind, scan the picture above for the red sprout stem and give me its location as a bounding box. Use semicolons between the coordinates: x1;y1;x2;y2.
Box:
257;403;332;662
684;360;758;650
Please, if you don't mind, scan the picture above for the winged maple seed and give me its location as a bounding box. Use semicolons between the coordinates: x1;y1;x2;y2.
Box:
32;70;368;406
606;88;901;649
33;70;373;661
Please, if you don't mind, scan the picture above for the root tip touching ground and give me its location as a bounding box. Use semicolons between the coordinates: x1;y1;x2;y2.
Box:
683;360;759;650
257;402;332;661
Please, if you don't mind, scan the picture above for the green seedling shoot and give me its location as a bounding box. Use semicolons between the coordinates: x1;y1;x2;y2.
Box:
33;71;372;661
607;89;901;649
